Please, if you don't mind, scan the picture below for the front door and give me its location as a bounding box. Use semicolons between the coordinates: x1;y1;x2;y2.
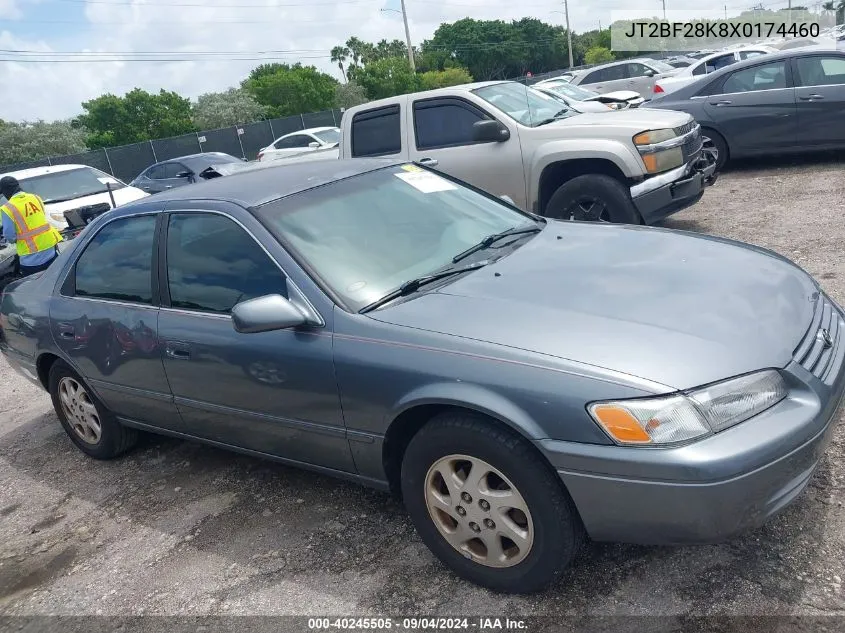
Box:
156;209;353;472
703;59;798;155
792;54;845;147
405;96;528;209
50;213;182;428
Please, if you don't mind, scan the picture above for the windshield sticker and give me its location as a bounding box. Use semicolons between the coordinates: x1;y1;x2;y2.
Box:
401;164;423;172
395;171;457;193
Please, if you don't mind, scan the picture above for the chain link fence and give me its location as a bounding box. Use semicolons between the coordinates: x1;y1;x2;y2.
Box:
0;108;344;184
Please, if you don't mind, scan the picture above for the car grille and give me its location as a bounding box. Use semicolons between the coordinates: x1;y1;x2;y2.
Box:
674;121;696;136
793;294;844;384
680;127;703;163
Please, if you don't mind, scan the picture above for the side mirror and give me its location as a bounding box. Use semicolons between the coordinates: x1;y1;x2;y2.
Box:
644;69;656;77
472;120;510;143
231;294;307;334
308;142;320;149
500;195;516;206
176;171;192;179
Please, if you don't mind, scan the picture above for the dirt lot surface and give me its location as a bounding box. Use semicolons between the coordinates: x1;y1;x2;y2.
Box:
1;155;845;627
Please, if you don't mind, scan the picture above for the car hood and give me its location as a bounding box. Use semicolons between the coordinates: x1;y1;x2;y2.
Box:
586;90;643;102
44;186;149;229
368;223;817;391
545;108;692;134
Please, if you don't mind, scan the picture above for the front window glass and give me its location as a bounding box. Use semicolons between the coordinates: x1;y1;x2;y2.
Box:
255;166;539;312
648;60;676;73
19;167;127;204
313;128;341;145
473;83;578;127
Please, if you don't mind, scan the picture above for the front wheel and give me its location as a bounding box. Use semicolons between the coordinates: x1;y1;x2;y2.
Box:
401;411;584;593
701;129;728;171
544;174;640;224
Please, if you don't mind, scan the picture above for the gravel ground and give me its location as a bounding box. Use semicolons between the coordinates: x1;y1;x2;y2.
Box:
1;155;845;625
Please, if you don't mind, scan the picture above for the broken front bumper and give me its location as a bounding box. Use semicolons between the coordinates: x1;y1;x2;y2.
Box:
630;150;718;225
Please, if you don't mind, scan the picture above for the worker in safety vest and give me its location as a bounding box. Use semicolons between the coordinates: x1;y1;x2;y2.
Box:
0;176;63;276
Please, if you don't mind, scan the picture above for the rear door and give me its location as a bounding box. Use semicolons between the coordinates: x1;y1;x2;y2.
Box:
346;102;407;160
578;65;629;94
703;59;798;155
405;96;527;209
50;212;182;429
792;53;845;146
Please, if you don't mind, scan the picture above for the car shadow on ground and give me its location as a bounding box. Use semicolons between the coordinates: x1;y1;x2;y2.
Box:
0;405;841;616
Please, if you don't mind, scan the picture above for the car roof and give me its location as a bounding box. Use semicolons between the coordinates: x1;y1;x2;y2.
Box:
119;158;400;210
571;58;660;75
343;81;517;112
0;164;93;179
279;126;339;138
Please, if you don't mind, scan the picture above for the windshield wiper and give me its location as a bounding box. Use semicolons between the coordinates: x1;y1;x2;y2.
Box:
359;261;489;314
535;108;572;127
451;224;542;264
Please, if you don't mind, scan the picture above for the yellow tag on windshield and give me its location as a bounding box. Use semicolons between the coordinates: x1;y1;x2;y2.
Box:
401;164;423;172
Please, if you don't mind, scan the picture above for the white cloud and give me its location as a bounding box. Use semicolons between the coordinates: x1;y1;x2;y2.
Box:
0;0;766;121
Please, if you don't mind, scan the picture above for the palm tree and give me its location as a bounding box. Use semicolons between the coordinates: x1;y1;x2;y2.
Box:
823;0;845;24
331;46;350;83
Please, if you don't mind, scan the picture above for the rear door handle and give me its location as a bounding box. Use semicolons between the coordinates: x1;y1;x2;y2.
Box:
165;342;191;360
799;94;824;101
711;100;732;106
419;158;439;167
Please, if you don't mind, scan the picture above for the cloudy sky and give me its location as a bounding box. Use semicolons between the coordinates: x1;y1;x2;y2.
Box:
0;0;792;122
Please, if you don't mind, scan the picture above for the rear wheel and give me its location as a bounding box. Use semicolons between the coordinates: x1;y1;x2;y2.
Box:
545;174;640;224
48;360;137;459
400;411;584;593
701;128;728;171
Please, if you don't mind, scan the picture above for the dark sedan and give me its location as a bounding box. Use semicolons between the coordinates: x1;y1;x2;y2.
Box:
1;160;843;593
644;48;845;169
130;152;244;194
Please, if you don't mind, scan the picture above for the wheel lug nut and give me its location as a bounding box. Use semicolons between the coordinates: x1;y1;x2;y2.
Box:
456;506;466;516
469;521;481;533
461;492;472;503
484;518;496;529
479;499;490;511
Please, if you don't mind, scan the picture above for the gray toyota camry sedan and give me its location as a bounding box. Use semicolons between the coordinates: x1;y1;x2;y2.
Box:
1;159;842;593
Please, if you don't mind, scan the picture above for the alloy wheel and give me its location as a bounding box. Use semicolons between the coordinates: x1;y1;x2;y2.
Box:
702;135;719;163
424;454;534;568
58;377;102;445
566;197;611;222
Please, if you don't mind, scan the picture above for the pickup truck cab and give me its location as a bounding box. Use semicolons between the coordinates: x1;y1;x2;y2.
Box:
339;81;717;224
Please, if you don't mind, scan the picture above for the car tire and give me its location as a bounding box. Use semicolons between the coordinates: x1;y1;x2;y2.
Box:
544;174;640;224
701;128;729;171
401;410;584;593
48;360;137;460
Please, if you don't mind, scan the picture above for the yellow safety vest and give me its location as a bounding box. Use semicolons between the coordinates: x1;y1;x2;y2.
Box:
1;192;63;257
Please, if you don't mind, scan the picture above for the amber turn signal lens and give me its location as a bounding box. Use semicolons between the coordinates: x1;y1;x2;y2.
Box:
590;405;652;444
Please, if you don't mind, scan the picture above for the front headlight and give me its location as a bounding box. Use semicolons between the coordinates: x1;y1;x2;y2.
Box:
587;370;788;446
50;212;67;223
640;146;684;174
606;102;625;110
633;128;676;145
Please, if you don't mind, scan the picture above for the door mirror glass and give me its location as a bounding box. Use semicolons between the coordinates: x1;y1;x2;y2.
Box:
643;69;656;77
472;119;510;143
231;294;307;334
308;141;320;148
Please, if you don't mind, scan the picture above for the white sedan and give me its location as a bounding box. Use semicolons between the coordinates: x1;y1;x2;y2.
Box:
257;126;340;162
653;46;777;96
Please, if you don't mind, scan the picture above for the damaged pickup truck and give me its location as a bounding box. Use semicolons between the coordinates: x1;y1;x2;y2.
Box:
339;81;718;224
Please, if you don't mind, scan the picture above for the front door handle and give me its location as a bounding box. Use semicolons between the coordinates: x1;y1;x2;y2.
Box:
165;342;191;360
799;94;824;101
419;158;439;167
711;100;732;106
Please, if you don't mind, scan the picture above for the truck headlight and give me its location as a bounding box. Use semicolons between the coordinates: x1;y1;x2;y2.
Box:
640;147;684;174
587;370;788;446
633;128;676;145
50;212;67;223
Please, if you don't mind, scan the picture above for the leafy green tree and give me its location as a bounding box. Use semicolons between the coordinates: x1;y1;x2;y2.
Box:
0;120;87;166
75;88;195;149
192;88;268;130
419;66;473;90
334;81;369;109
331;46;350;82
242;63;338;118
584;46;614;65
355;57;419;100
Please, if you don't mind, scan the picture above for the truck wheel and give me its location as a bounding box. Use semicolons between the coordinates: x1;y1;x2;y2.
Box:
545;174;640;224
48;360;138;460
701;129;728;171
400;411;584;593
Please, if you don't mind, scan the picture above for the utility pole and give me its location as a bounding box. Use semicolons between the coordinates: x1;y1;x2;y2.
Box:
660;0;667;20
725;5;728;19
399;0;415;72
563;0;573;68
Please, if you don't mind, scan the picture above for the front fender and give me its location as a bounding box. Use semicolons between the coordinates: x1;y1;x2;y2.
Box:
388;381;548;440
527;140;643;209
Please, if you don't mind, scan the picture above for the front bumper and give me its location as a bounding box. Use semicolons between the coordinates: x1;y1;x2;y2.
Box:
538;312;845;545
630;150;718;225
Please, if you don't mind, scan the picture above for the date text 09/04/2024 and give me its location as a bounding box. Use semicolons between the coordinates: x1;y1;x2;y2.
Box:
307;618;528;630
622;21;820;39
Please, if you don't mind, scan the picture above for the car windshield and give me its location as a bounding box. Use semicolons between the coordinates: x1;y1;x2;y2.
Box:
255;165;540;312
313;128;340;145
540;81;600;101
648;60;677;73
472;82;579;127
17;167;127;204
